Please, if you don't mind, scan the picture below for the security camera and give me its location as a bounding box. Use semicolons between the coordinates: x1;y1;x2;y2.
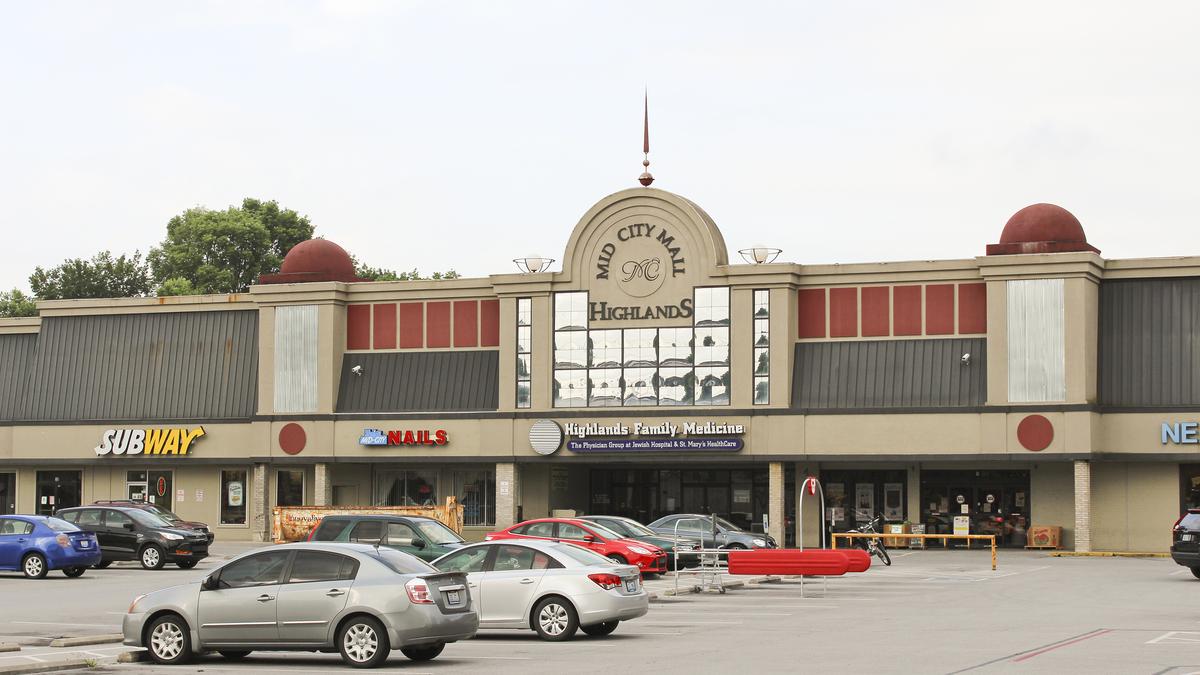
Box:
961;353;971;365
351;365;363;376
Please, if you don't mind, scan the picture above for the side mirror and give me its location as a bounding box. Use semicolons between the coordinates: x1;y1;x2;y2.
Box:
123;523;136;531
411;537;426;550
582;534;596;543
202;575;220;591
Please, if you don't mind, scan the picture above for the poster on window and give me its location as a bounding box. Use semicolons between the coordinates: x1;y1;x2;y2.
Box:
855;483;874;522
883;483;903;520
227;482;243;507
827;483;845;508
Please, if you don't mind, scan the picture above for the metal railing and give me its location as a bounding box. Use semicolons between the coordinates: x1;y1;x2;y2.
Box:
831;532;998;570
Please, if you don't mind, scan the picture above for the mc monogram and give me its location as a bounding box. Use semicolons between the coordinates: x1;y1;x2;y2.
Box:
595;223;685;299
622;258;662;283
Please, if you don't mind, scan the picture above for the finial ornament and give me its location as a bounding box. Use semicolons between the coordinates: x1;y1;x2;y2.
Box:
638;91;654;186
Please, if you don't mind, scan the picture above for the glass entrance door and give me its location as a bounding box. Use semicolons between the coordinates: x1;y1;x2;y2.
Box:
35;471;81;516
920;470;1030;547
0;473;14;514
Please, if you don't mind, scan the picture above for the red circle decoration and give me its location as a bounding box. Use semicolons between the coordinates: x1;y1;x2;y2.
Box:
1017;415;1054;452
156;477;166;497
279;423;307;455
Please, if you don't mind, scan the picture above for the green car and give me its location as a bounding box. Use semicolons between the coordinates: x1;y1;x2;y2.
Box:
580;515;703;569
308;514;468;562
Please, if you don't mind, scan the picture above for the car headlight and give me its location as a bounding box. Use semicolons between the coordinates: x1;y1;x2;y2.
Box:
628;546;652;555
128;594;146;613
752;539;767;547
161;532;184;541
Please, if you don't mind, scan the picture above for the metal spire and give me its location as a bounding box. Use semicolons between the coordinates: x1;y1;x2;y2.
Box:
638;90;654;186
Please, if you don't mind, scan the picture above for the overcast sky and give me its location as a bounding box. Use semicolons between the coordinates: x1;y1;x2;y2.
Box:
2;1;1198;292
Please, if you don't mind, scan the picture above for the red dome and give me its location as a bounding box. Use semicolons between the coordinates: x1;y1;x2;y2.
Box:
986;203;1099;256
260;238;361;284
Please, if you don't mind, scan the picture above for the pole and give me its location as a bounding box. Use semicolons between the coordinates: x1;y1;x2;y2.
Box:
991;536;997;571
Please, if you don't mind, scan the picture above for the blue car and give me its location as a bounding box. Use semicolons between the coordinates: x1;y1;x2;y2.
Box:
0;515;101;578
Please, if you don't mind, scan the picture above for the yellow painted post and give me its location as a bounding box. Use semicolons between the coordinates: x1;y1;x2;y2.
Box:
991;536;997;571
831;534;838;550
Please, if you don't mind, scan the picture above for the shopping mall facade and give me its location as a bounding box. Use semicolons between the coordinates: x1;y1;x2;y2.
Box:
1;186;1198;552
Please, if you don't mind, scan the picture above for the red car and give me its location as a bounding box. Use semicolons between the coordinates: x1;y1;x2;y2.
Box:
486;518;668;574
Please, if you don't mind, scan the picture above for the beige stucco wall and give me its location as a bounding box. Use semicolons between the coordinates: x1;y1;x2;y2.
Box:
1092;462;1178;552
1030;462;1075;549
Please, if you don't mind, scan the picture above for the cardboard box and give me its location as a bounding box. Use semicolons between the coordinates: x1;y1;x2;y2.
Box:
1026;525;1062;549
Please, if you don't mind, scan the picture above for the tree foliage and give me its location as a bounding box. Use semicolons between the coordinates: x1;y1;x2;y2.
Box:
29;251;152;300
353;258;459;282
240;198;314;264
0;288;37;317
155;277;196;297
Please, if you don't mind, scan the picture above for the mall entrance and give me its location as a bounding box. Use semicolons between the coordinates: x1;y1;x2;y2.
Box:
35;470;81;516
920;469;1031;547
588;467;777;534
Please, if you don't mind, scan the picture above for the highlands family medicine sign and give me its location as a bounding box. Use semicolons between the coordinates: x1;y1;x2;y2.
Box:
563;421;745;453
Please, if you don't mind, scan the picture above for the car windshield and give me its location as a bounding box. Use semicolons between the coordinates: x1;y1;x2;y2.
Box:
613;519;656;536
552;542;618;567
412;520;464;545
580;522;624;540
127;509;174;529
714;517;740;532
144;504;182;522
591;519;634;536
370;548;438;575
44;517;78;532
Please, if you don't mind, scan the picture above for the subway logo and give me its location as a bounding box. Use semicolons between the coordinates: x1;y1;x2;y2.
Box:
94;427;206;456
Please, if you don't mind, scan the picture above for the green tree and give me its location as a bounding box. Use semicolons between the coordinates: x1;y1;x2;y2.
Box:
148;207;273;294
240;198;314;265
155;277;196;297
352;257;460;282
29;251;152;300
0;288;36;317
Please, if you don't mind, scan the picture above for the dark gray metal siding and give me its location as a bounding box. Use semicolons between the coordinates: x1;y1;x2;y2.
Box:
792;338;986;409
0;333;35;421
337;351;499;412
1100;278;1200;407
23;311;258;421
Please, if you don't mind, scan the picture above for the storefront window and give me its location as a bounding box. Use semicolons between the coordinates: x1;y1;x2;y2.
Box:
516;298;532;408
35;471;81;516
454;471;495;526
126;470;173;510
221;470;247;525
552;288;730;407
276;470;304;507
375;470;438;507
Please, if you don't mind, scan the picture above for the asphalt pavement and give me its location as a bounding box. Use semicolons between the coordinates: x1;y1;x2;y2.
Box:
4;545;1200;674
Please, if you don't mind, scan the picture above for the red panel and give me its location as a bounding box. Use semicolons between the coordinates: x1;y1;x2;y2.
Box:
346;304;370;350
398;303;424;349
480;299;500;347
426;301;451;348
861;287;890;337
372;303;396;349
797;288;826;338
1017;414;1054;451
453;300;479;348
829;287;858;338
893;286;922;336
958;283;987;334
925;284;955;335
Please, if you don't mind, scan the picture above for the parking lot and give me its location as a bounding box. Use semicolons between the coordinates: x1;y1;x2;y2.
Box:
3;546;1200;674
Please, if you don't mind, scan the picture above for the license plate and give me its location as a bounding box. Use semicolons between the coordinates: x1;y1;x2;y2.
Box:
1183;534;1195;542
446;590;461;605
625;579;637;593
79;540;89;548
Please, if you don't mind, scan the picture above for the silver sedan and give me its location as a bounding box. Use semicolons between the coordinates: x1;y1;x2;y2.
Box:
432;539;648;641
123;543;478;668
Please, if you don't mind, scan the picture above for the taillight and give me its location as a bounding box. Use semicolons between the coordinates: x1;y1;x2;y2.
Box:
56;534;70;548
588;573;622;590
405;578;434;604
484;535;494;541
1174;513;1187;537
306;528;316;542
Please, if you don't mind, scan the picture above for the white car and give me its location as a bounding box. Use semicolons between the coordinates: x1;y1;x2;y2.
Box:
431;539;648;641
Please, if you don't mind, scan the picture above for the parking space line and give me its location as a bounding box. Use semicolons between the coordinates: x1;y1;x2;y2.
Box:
1011;629;1112;662
651;610;793;616
13;621;121;628
639;620;742;625
1148;631;1200;644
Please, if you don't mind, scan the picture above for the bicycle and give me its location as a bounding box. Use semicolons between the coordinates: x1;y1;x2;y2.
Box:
847;514;892;566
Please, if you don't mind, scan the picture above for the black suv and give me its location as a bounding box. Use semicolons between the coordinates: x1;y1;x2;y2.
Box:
56;505;209;570
1172;509;1200;577
93;500;215;544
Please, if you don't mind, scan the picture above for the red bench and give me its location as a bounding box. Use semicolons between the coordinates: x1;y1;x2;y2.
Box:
726;548;871;576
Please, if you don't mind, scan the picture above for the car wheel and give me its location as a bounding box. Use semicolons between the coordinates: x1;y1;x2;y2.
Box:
176;560;198;569
533;596;579;641
1191;567;1200;580
145;614;192;665
22;553;47;579
218;650;251;660
400;643;445;661
140;545;166;570
726;543;747;549
606;554;627;564
338;615;390;668
581;620;619;637
63;566;86;578
94;560;112;569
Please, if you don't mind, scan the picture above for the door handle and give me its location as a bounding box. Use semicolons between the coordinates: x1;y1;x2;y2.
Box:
468;583;478;588
256;594;275;602
519;578;534;585
325;589;345;597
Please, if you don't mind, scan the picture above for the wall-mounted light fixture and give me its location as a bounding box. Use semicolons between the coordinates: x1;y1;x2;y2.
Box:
738;246;782;264
513;256;555;274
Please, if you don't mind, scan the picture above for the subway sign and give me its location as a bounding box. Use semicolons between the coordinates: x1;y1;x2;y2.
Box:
95;427;206;456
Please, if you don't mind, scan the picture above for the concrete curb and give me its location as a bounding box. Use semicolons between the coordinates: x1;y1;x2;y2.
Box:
47;634;122;648
0;659;89;675
1049;551;1170;558
0;645;18;653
